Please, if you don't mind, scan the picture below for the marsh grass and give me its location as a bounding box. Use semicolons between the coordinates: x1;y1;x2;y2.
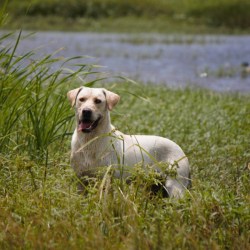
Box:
4;0;250;33
0;31;104;159
0;32;250;249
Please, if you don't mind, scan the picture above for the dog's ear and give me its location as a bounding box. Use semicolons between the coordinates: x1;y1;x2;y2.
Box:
67;87;83;107
103;89;120;111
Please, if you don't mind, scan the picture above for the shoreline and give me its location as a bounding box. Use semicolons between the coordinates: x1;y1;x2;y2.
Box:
3;16;250;35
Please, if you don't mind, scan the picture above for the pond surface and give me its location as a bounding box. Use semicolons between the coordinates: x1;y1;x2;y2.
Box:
3;31;250;92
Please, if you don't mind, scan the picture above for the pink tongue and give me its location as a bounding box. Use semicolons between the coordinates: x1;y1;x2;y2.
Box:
78;121;92;131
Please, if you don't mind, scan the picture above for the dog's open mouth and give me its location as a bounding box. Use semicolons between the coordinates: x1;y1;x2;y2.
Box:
78;117;101;133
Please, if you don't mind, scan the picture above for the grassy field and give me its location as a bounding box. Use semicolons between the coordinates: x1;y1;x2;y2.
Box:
3;0;250;33
0;31;250;249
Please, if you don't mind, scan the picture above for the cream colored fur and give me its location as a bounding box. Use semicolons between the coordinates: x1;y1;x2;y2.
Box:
67;87;191;198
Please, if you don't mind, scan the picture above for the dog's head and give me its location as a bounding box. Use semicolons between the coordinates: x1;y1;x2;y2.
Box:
67;87;120;133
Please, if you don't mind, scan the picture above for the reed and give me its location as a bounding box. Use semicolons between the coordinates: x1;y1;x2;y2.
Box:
0;31;102;160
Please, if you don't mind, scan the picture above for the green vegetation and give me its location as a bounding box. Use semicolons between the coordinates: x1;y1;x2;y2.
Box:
0;31;250;249
3;0;250;33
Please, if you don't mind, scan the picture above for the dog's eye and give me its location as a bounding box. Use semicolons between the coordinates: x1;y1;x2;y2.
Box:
94;98;102;104
79;97;86;102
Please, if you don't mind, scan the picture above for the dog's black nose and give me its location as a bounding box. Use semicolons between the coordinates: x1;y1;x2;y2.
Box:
82;109;92;118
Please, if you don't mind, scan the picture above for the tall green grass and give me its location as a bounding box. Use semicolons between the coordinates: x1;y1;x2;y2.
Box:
0;31;102;160
0;78;249;249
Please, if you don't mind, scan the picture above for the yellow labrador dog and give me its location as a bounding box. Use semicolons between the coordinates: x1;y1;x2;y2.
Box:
67;87;191;198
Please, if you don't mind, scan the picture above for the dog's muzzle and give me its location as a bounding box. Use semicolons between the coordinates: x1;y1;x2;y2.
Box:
78;109;101;133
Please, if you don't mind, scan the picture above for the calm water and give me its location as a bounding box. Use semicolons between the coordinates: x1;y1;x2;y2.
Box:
3;31;250;92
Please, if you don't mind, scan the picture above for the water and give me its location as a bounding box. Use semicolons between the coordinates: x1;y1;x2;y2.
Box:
3;31;250;92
